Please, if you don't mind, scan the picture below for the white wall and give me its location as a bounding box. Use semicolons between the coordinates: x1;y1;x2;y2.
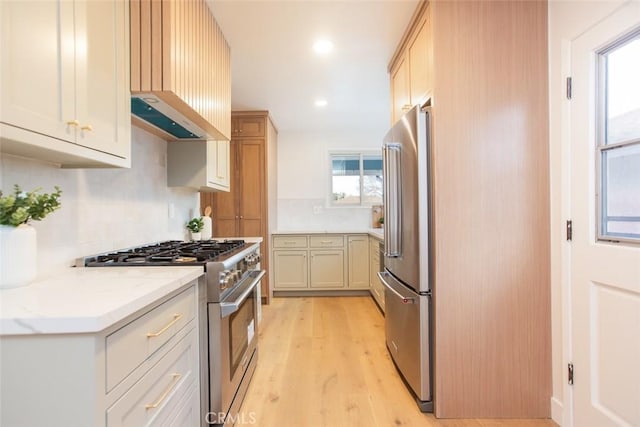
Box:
276;128;386;231
548;1;626;425
0;127;199;276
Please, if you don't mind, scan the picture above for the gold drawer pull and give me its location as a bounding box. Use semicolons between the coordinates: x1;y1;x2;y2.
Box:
320;240;333;243
146;314;182;338
145;373;182;409
66;119;79;127
283;241;297;244
80;124;93;131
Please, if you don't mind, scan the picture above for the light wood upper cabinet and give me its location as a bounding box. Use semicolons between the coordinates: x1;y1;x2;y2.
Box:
408;13;432;108
231;116;266;138
390;57;410;125
0;0;131;167
389;2;432;124
131;0;231;140
167;140;230;192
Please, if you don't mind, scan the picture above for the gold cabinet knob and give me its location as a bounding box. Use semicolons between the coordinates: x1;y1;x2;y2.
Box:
66;120;80;127
81;124;93;131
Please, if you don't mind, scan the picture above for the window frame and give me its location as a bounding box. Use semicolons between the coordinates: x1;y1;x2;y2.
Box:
595;29;640;244
328;151;383;207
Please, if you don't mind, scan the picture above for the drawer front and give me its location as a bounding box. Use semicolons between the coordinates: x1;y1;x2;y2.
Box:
106;285;196;392
309;235;344;248
107;326;198;427
273;235;308;248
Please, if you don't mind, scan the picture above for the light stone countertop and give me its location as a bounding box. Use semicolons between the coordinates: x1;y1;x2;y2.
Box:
0;266;203;336
273;229;384;240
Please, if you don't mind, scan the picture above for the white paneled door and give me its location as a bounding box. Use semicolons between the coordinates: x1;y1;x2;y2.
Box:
570;2;640;427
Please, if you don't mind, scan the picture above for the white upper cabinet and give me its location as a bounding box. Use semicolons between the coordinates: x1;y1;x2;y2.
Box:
0;0;131;168
167;140;231;192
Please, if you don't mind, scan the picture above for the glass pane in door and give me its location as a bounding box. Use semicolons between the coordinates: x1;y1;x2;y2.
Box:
604;35;640;144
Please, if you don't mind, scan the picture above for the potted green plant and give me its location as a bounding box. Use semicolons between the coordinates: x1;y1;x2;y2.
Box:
0;185;62;288
186;217;205;241
378;216;384;229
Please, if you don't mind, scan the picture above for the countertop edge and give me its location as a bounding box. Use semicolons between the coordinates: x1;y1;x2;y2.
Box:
273;230;384;240
0;267;204;336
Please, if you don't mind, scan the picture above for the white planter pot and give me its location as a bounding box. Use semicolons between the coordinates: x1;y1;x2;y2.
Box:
0;224;37;289
190;232;202;241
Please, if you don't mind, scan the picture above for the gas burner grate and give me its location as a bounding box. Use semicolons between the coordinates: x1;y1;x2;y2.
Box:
83;239;246;266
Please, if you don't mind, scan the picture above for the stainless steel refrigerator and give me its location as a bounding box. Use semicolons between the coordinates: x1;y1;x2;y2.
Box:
378;105;433;412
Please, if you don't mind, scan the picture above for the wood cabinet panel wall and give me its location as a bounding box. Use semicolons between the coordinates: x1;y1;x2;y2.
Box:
201;111;278;303
0;0;131;167
130;0;231;140
390;0;551;418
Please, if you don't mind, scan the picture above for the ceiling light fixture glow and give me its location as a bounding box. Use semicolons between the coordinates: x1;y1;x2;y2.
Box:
315;99;328;107
313;39;333;55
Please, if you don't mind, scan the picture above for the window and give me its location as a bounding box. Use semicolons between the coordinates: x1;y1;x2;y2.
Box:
597;30;640;242
330;152;382;206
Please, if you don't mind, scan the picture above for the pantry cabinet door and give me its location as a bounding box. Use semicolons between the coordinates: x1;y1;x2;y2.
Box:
238;140;264;237
75;0;130;159
0;0;75;143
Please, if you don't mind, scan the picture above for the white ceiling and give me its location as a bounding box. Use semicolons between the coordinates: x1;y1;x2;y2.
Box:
206;0;418;133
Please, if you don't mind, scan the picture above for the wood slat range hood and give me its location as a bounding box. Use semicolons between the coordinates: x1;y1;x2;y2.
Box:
130;0;231;141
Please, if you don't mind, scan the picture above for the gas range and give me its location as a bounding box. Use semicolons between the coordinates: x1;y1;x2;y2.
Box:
80;238;264;426
80;239;262;303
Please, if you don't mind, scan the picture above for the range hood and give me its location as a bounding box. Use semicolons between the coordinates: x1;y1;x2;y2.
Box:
130;0;231;141
131;95;206;140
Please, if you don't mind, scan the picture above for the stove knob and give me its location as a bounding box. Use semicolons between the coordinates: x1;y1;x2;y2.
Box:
220;270;231;287
254;254;261;264
234;269;243;281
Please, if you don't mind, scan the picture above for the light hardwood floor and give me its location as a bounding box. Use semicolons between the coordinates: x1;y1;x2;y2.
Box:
239;297;558;427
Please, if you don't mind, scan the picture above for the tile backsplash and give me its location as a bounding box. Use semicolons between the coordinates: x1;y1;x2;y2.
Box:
277;198;371;231
0;127;199;276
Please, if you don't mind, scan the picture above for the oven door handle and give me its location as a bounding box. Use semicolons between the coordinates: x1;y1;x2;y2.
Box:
220;270;266;318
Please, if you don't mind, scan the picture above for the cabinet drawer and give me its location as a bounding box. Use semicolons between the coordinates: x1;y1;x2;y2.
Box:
107;327;198;426
273;235;308;248
106;285;196;392
309;235;344;248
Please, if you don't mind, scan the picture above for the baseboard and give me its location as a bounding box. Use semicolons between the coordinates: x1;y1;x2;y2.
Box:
274;290;370;297
551;396;563;426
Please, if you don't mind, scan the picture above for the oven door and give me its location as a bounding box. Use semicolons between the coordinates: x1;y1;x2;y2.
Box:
210;269;265;425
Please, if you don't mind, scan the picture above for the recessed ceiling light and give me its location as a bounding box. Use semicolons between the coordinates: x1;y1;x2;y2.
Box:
313;39;333;55
315;99;328;107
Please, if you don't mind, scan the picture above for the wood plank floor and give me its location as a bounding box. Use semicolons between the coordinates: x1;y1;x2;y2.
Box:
239;296;558;427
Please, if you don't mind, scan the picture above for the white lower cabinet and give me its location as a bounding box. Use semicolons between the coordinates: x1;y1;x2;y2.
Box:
369;236;385;312
0;281;201;427
273;250;308;288
107;329;198;426
309;250;345;288
273;233;379;293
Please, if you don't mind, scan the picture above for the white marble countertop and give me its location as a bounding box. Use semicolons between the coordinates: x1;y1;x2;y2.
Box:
273;229;384;240
0;266;203;336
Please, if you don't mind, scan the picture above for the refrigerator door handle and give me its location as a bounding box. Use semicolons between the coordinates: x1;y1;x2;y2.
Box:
383;143;402;257
378;272;414;304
